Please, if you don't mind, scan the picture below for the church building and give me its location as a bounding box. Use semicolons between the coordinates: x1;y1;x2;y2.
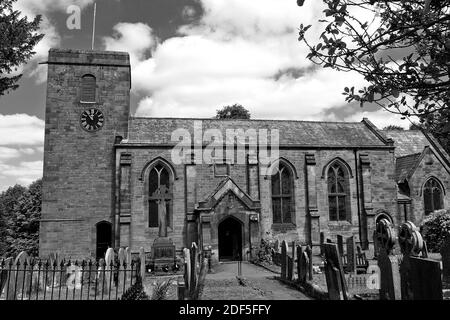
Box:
39;49;450;264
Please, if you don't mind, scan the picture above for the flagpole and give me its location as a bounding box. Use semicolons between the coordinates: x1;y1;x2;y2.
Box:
91;2;97;50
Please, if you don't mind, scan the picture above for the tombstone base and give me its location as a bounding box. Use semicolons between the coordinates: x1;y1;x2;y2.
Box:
152;237;176;271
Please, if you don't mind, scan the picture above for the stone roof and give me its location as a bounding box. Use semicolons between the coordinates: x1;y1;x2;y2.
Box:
382;130;430;157
124;117;390;147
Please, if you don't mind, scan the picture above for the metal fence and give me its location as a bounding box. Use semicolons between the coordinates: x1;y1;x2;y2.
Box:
0;258;141;300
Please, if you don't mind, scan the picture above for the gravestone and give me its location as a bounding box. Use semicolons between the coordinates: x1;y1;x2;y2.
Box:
183;247;191;294
118;248;125;287
124;247;132;284
336;235;344;256
375;219;401;300
274;240;279;253
373;229;379;258
320;232;325;255
7;251;31;300
398;221;424;300
287;241;296;281
190;242;199;296
0;257;13;296
323;243;348;300
103;248;115;292
296;245;303;283
139;247;146;280
306;245;313;281
298;251;309;284
280;241;288;280
440;236;450;284
97;258;105;294
346;236;356;274
409;256;443;300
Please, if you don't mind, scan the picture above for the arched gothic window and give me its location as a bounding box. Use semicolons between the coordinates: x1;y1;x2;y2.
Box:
423;178;444;215
81;74;96;102
148;164;173;228
327;161;351;221
271;162;294;224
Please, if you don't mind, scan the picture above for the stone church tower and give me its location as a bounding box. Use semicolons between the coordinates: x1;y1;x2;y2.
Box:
39;49;131;258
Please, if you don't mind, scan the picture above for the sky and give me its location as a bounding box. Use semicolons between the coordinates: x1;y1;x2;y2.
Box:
0;0;412;192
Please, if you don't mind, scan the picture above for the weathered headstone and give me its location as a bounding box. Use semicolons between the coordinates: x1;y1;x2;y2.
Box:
274;240;279;253
409;256;443;300
298;251;309;284
373;229;379;258
190;242;199;297
97;258;105;294
346;236;356;274
139;247;146;281
287;241;295;281
183;247;191;294
440;236;450;284
117;248;125;287
305;245;313;281
323;243;348;300
375;219;401;300
296;245;303;283
7;251;31;300
320;232;325;255
0;257;12;297
103;248;115;292
336;235;344;256
280;241;288;280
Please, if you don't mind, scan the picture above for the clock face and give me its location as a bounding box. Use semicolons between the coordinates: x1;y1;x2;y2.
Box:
80;108;104;132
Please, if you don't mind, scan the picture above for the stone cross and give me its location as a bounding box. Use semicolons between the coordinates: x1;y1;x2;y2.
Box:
151;185;170;238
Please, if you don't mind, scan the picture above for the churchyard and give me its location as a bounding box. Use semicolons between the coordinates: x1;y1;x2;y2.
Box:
2;218;450;300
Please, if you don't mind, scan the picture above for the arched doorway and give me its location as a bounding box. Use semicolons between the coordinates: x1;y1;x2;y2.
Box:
218;217;242;261
96;221;112;259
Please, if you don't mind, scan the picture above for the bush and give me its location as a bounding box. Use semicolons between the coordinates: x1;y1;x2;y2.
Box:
151;278;173;300
252;238;276;264
120;279;149;300
420;209;450;252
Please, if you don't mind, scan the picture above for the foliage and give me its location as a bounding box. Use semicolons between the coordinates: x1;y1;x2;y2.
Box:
151;278;173;300
252;238;276;264
382;125;404;131
297;0;450;119
216;104;251;119
120;279;149;300
0;0;44;96
0;179;42;257
420;209;450;252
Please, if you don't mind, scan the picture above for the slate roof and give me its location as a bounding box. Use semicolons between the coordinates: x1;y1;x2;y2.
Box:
124;117;390;147
382;130;430;157
394;152;422;182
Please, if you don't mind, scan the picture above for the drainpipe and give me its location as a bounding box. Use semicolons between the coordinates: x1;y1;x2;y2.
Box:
354;148;363;248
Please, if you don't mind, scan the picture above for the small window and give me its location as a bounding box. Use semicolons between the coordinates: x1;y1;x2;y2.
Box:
148;164;173;228
271;162;294;224
81;74;96;102
423;178;444;215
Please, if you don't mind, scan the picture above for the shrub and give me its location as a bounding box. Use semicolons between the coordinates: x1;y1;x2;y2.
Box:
252;238;275;264
420;209;450;252
120;279;149;300
151;278;173;300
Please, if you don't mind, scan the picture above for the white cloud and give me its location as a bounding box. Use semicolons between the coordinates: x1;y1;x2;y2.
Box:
0;161;43;192
10;0;94;83
100;0;394;125
0;114;45;146
342;109;411;129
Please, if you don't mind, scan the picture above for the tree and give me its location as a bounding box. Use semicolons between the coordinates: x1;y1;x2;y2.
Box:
0;0;43;96
0;179;42;257
383;125;404;131
216;104;251;119
297;0;450;119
